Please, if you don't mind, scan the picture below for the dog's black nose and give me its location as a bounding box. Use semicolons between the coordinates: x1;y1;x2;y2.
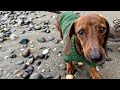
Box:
90;52;102;63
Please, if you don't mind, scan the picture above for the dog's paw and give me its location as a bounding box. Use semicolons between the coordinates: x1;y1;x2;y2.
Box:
90;73;102;79
67;66;76;74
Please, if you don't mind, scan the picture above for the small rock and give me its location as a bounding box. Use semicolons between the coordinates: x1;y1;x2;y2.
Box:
55;40;60;44
37;37;46;43
41;29;47;32
21;64;28;70
21;30;26;34
44;54;49;59
52;75;61;79
15;70;24;78
25;66;34;74
29;45;34;48
61;40;63;44
22;49;30;57
0;33;4;38
58;51;62;57
10;34;18;40
96;66;100;71
41;69;45;72
28;58;34;64
14;70;19;74
29;73;43;79
58;53;62;57
46;29;50;33
0;38;4;43
53;48;56;51
66;74;74;79
46;36;54;42
17;19;24;25
22;72;30;79
59;64;66;70
44;21;49;25
19;39;29;44
78;62;84;66
25;62;31;66
35;25;42;30
10;53;17;58
52;15;56;18
20;48;25;51
21;44;27;48
28;54;34;58
42;48;49;55
16;60;24;65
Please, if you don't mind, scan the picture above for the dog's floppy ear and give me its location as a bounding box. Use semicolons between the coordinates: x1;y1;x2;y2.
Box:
63;22;75;55
103;18;110;51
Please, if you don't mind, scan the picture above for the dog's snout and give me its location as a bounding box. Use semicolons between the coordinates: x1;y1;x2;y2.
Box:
90;51;102;63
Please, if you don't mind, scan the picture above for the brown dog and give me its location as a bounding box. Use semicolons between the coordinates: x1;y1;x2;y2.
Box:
55;11;110;79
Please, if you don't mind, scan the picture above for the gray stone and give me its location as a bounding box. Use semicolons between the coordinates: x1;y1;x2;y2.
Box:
28;58;34;64
37;37;46;43
46;29;50;33
35;25;42;30
22;49;30;57
52;75;61;79
21;64;28;70
28;54;34;58
25;66;34;74
0;38;4;43
0;33;4;38
29;73;43;79
19;39;29;44
46;36;54;42
21;30;26;34
10;53;17;58
17;19;24;25
16;60;24;65
22;72;30;79
42;48;49;55
10;34;18;40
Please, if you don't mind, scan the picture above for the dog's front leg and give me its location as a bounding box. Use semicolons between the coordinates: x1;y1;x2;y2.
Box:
66;61;76;74
89;67;102;79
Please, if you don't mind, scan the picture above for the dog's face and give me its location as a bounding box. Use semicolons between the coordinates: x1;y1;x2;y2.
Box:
75;14;109;65
64;14;109;65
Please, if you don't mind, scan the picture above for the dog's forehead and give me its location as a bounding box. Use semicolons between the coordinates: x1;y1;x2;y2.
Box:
76;14;106;25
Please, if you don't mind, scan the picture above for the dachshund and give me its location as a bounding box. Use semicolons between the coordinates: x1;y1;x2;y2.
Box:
51;11;110;79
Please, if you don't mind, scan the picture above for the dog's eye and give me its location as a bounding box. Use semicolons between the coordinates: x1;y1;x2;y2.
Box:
78;30;84;36
100;27;106;33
